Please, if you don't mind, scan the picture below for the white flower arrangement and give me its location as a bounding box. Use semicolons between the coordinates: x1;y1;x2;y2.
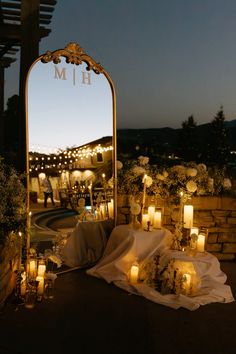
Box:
140;256;201;296
117;157;234;205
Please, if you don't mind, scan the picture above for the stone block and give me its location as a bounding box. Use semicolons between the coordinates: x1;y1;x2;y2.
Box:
192;196;221;209
207;234;218;243
223;243;236;253
206;243;222;252
212;210;231;217
227;217;236;225
218;233;236;243
214;217;227;226
221;197;236;210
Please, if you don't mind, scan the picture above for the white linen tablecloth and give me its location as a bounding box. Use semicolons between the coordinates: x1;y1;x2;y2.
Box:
61;219;114;267
87;225;235;310
87;225;173;283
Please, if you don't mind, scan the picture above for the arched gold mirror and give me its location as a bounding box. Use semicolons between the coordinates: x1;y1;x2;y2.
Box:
25;43;117;249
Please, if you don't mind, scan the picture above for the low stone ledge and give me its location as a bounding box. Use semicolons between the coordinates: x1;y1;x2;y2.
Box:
227;217;236;225
218;234;236;243
207;234;218;243
223;243;236;253
212;253;235;261
206;243;222;252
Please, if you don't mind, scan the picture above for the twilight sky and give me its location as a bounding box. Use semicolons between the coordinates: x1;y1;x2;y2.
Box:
5;0;236;131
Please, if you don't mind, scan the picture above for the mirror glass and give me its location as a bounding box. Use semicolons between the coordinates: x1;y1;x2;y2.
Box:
26;43;116;226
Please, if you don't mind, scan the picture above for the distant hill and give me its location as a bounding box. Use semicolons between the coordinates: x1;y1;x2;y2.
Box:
117;119;236;158
225;119;236;127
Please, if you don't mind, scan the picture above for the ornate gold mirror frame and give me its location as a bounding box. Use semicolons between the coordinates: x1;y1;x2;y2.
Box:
25;42;117;252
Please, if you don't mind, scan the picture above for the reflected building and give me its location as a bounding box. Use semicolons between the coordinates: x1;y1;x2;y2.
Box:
29;136;113;207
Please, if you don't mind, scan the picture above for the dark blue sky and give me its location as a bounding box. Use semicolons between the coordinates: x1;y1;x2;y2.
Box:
5;0;236;128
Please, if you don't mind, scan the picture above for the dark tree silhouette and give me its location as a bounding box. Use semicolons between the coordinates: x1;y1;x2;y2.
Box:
177;115;199;162
2;95;20;167
204;106;230;167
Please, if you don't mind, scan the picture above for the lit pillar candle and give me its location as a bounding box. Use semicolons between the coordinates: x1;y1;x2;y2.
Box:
154;211;162;229
88;183;93;210
100;203;106;219
129;262;139;284
142;213;149;230
37;262;46;277
148;206;155;226
36;276;45;296
197;234;205;252
20;272;27;297
190;227;199;236
183;205;193;229
28;259;37;280
142;174;147;207
18;231;22;270
108;198;114;219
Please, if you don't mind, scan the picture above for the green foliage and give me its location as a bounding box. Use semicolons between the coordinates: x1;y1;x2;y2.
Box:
0;157;27;244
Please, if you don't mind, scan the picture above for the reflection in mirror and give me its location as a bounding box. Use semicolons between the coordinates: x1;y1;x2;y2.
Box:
26;43;116;232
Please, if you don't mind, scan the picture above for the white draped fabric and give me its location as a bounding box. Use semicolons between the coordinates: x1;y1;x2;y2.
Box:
61;219;114;267
87;225;235;310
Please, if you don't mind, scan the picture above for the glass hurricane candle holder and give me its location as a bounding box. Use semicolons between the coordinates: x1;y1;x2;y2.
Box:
24;281;37;309
44;272;57;299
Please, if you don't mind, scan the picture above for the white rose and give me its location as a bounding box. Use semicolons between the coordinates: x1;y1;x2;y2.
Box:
138;156;149;166
186;168;197;177
163;170;169;178
197;163;207;172
117;160;123;170
146;176;153;187
156;173;165;181
132;166;146;176
223;178;232;189
130;202;141;215
186;180;197;193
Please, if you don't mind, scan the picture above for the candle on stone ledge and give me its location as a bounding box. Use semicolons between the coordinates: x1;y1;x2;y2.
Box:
142;213;149;230
183;205;193;229
37;260;46;277
190;227;199;236
108;198;114;219
148;206;155;226
28;259;37;280
36;275;45;297
154;211;162;229
197;234;205;252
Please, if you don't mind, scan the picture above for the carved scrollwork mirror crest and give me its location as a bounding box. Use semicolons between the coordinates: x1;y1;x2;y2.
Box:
41;42;104;74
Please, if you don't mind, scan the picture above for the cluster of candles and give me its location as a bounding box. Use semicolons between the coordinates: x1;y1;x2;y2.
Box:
94;199;114;220
142;206;162;230
183;204;206;252
189;227;206;252
20;257;55;309
128;259;197;296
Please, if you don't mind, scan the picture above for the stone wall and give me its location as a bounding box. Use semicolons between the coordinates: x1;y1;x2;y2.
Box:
117;195;236;261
